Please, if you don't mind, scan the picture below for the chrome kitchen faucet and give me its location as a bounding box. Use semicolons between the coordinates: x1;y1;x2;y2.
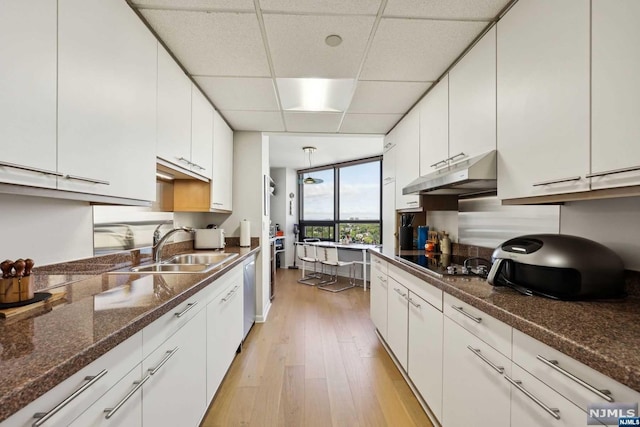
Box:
152;227;195;263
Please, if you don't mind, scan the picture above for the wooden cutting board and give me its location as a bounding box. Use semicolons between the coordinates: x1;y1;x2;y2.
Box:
0;287;67;319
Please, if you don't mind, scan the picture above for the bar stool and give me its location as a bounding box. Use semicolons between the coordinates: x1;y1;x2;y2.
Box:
296;244;322;285
318;246;356;293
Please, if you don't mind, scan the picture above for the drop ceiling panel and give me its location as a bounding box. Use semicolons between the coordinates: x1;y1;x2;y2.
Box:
263;14;376;78
222;111;285;131
360;18;487;81
284;112;342;132
132;0;255;11
340;113;403;134
259;0;381;15
195;77;279;111
140;9;270;76
384;0;511;20
347;81;432;114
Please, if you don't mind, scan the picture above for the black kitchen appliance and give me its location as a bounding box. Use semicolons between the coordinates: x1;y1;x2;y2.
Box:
398;253;490;279
487;234;626;300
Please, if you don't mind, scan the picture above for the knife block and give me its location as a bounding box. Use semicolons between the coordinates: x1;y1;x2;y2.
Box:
0;277;34;304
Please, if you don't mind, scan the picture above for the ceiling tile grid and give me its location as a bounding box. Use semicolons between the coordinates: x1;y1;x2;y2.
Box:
132;0;256;11
222;110;285;131
140;9;271;77
263;14;376;78
284;112;342;133
347;80;433;114
340;113;404;134
194;77;280;111
258;0;381;15
384;0;510;20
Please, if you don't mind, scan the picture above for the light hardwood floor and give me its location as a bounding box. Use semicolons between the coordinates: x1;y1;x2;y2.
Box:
201;269;433;427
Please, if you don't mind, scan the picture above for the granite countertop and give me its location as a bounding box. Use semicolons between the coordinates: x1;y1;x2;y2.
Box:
370;248;640;394
0;244;260;423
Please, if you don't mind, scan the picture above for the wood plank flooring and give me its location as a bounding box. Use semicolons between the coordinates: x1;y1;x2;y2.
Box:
201;269;433;427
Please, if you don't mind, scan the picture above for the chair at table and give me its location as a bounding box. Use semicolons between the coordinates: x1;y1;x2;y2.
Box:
296;243;322;285
317;246;356;293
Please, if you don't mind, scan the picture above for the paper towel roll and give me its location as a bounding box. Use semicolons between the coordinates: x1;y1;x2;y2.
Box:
240;219;251;247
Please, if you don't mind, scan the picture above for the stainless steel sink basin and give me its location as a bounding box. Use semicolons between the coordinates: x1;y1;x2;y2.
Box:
165;252;238;265
119;252;239;274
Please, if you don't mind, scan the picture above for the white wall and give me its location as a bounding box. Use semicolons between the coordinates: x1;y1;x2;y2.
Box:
0;194;93;265
269;167;298;267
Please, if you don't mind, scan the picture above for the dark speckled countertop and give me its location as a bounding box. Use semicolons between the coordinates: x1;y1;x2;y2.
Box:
0;244;260;423
371;248;640;394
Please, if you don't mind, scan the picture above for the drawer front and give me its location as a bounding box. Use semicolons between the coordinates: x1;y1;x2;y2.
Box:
371;253;388;275
509;363;593;427
444;293;512;357
513;329;640;412
389;263;442;311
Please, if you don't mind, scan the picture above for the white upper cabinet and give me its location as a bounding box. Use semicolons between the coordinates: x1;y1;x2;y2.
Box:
190;85;213;180
591;0;640;190
157;46;192;172
393;109;421;209
497;0;590;200
57;0;157;201
211;110;233;211
419;76;449;176
449;27;496;160
0;0;57;189
382;138;396;185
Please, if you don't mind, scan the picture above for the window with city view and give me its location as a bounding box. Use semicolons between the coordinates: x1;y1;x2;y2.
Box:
299;158;381;244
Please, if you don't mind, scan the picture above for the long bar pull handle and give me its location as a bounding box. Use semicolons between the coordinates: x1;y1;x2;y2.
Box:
408;297;421;308
447;152;466;162
148;347;179;375
430;159;448;168
33;369;108;426
467;346;504;374
452;305;482;323
586;164;640;179
174;302;198;318
407;200;418;205
536;355;613;402
0;161;63;177
64;175;110;185
532;176;581;187
178;156;192;165
103;374;150;419
505;375;561;420
393;288;407;298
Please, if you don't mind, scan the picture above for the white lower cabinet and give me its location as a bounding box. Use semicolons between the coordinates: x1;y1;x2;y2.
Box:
370;262;388;339
407;291;443;423
508;364;590;427
206;266;244;401
443;316;511;427
386;278;408;370
142;308;207;427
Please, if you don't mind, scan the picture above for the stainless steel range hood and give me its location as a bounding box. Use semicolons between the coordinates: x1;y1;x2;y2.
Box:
403;150;497;196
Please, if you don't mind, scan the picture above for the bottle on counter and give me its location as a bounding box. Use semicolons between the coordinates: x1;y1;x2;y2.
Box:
441;231;451;255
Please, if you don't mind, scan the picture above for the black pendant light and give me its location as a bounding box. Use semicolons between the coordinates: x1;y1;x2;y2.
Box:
302;146;324;184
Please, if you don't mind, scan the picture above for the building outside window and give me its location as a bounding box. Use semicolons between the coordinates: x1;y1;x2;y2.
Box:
299;158;381;244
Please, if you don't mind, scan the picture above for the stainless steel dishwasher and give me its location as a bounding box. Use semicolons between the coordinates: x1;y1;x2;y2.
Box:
243;255;256;340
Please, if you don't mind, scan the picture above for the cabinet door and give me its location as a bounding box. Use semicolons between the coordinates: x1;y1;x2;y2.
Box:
407;292;443;423
69;366;143;427
497;0;590;200
386;278;408;370
157;46;192;170
382;181;396;256
591;0;640;189
509;364;592;427
442;317;510;427
419;76;449;176
449;27;496;160
211;110;233;211
206;269;244;401
142;309;207;427
382;141;396;185
394;109;420;209
190;85;213;179
370;270;388;338
58;0;157;201
0;0;57;189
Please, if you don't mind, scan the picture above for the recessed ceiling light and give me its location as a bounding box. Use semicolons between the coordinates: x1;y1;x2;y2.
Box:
276;78;355;112
325;34;343;47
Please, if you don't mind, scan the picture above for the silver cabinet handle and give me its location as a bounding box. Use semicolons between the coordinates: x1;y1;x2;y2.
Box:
447;152;466;162
221;285;240;302
64;175;110;185
0;160;63;177
174;302;198;318
505;375;561;420
452;305;482;323
467;346;504;374
383;177;394;182
178;156;192;165
104;374;150;419
393;288;407;298
148;347;179;375
192;163;206;171
33;369;108;426
407;200;418;205
212;202;223;206
532;176;581;187
586;164;640;179
430;159;448;168
408;297;421;308
536;355;613;402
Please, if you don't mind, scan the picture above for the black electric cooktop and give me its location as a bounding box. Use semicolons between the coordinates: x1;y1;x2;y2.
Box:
397;253;491;279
